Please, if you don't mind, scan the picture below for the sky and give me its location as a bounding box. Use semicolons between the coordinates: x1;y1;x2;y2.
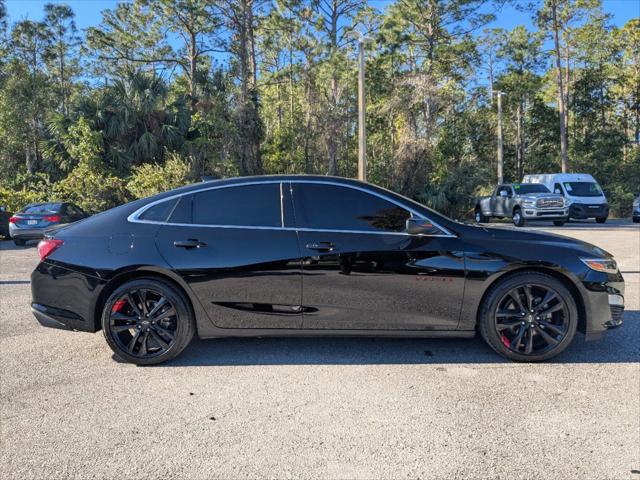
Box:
5;0;639;35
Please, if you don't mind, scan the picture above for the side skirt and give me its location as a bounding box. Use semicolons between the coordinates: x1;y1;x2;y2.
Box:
198;329;477;339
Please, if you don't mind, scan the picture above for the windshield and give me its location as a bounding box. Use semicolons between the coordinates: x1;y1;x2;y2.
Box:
513;184;550;194
21;203;62;214
563;182;603;197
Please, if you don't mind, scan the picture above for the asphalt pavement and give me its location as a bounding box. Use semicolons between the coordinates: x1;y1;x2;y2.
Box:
1;220;638;479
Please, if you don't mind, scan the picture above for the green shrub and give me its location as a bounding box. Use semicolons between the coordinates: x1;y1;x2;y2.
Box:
126;152;193;199
53;162;128;213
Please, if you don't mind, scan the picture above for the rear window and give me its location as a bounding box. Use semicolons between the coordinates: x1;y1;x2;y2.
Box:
21;203;62;214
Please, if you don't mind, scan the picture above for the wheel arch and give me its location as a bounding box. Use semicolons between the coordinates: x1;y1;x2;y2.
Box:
92;267;204;332
475;266;588;334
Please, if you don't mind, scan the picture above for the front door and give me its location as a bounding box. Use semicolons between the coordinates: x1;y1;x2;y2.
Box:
155;182;303;329
290;182;465;331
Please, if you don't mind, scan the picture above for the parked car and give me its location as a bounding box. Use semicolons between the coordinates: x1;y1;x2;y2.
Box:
475;183;569;227
9;202;89;246
30;176;625;365
0;206;11;238
522;173;609;223
633;194;640;223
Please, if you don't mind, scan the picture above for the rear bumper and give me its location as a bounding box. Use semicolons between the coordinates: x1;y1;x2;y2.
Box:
8;226;47;240
570;203;609;219
31;261;105;332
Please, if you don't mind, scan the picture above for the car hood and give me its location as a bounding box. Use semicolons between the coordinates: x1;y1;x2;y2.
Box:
464;224;613;259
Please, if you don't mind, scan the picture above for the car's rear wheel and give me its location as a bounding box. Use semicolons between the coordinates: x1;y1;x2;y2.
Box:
478;272;578;362
13;238;26;246
512;208;525;227
596;216;607;224
101;278;195;365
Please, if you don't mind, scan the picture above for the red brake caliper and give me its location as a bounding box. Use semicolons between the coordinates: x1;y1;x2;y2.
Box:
500;334;510;347
111;299;127;313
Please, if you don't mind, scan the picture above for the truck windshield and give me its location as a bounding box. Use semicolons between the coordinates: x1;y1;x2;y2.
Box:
513;184;550;194
563;182;602;197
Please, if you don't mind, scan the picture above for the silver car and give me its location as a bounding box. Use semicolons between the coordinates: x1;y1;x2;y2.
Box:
9;202;88;246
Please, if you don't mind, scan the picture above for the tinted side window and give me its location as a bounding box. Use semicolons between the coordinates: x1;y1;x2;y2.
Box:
193;183;281;227
293;183;411;232
139;198;178;222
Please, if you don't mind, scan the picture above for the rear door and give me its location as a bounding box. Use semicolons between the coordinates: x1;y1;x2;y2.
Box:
153;182;303;329
291;182;465;331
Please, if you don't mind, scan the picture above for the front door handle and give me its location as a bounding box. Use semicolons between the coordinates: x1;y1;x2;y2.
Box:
174;239;207;249
305;242;336;252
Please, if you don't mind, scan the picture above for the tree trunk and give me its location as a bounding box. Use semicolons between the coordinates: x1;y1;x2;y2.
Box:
551;1;569;173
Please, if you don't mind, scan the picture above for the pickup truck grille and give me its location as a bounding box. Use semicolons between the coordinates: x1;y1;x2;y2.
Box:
536;198;564;209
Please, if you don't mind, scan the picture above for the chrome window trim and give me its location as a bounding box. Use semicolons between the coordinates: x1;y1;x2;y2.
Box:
127;179;455;237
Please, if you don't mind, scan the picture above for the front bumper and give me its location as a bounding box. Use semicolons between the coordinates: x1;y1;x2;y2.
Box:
570;203;609;219
522;207;569;220
581;272;624;341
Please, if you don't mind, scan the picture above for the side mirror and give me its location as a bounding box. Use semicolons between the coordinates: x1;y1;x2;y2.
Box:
499;190;508;198
554;189;563;195
406;218;436;235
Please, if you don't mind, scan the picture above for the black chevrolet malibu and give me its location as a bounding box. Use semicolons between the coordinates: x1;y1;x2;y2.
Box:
31;176;625;365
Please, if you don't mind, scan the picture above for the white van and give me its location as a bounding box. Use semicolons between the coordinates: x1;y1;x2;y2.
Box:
522;173;609;223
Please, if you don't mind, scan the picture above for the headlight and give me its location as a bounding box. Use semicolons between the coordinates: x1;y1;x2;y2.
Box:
580;258;618;274
522;197;536;207
563;198;572;207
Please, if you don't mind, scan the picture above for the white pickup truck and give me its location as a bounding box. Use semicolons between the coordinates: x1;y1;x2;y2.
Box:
475;183;570;227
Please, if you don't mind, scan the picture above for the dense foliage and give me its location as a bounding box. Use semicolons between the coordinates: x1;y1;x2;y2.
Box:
0;0;638;217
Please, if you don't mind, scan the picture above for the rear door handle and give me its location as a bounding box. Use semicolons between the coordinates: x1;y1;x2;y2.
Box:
305;242;336;252
174;239;207;249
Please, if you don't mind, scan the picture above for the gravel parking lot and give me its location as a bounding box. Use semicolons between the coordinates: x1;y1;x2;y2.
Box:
1;220;638;480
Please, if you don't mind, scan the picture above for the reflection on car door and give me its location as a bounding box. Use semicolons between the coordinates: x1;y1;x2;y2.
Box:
154;182;303;329
290;182;465;331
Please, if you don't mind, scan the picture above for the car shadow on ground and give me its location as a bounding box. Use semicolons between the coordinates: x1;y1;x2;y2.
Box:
159;310;639;367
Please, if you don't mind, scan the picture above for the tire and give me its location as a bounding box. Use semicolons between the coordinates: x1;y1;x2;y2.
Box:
13;238;26;246
101;278;195;365
478;272;578;362
475;208;490;223
512;208;525;227
633;217;639;223
595;216;607;224
553;220;566;227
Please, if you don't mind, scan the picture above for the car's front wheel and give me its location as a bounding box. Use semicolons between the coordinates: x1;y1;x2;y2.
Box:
553;220;566;226
101;278;195;365
478;272;578;362
596;216;607;224
512;208;525;227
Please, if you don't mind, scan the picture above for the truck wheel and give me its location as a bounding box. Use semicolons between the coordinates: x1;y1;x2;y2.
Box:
512;208;525;227
475;208;490;223
13;238;26;246
595;217;607;224
553;220;566;227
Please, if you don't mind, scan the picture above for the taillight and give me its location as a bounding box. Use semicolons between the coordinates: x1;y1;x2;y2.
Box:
44;215;61;223
9;216;18;223
37;239;64;261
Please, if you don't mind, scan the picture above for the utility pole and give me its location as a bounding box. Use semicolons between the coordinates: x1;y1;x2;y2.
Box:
357;36;367;182
495;90;504;184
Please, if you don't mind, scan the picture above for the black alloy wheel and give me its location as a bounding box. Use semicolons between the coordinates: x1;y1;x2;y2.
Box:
475;208;490;223
479;272;577;361
102;278;195;365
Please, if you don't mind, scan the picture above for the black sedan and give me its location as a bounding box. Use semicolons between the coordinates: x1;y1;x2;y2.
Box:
30;176;625;364
9;202;89;246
